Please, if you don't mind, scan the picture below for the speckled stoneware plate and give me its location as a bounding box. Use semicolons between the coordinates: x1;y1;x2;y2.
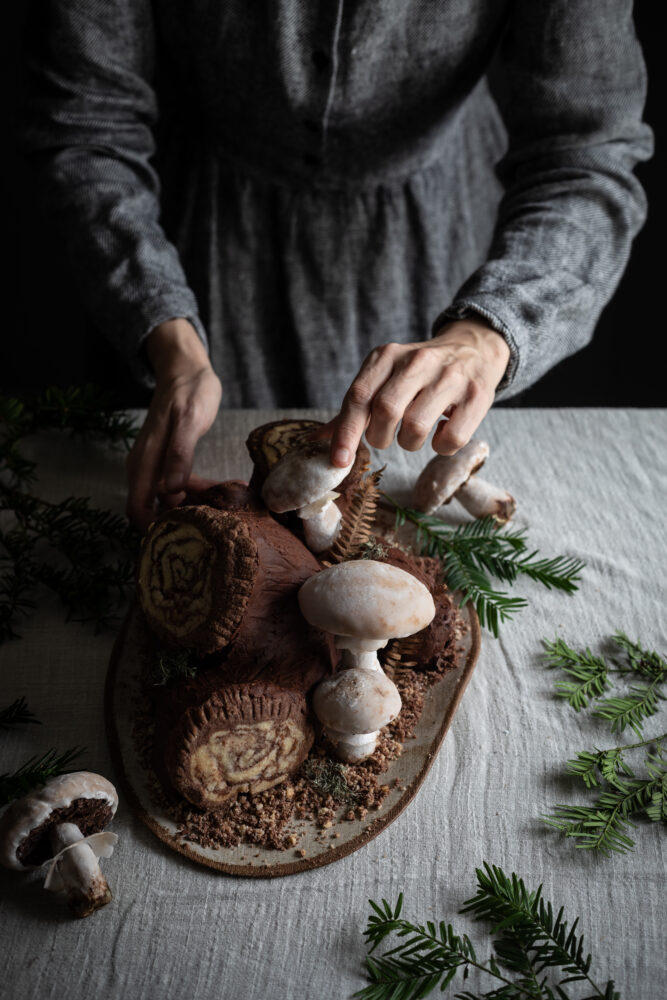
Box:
105;589;480;878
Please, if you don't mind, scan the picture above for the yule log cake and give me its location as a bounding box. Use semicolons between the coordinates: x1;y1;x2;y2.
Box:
135;420;464;814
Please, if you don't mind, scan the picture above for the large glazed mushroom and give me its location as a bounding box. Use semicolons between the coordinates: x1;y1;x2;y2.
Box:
261;440;354;552
412;439;516;523
0;772;118;917
298;560;436;761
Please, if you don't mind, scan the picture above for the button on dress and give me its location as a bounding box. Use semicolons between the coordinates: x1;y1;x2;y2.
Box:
24;0;652;407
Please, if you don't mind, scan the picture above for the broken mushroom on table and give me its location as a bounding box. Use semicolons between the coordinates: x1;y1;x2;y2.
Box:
298;560;436;762
0;771;118;918
412;439;516;523
261;439;354;552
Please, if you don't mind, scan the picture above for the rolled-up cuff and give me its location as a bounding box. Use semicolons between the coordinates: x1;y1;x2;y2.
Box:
111;291;210;389
431;297;521;399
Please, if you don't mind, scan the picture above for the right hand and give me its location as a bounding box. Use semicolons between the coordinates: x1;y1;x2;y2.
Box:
126;318;222;531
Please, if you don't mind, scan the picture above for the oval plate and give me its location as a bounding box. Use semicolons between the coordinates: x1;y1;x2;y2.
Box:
105;594;480;877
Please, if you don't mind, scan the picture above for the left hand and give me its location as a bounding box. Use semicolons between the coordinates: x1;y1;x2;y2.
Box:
314;318;511;466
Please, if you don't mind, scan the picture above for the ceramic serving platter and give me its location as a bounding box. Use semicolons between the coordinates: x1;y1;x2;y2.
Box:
105;586;480;877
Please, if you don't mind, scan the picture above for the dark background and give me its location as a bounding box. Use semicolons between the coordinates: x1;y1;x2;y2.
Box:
5;5;664;408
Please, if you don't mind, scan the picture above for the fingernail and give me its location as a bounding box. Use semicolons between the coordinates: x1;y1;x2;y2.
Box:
332;447;350;466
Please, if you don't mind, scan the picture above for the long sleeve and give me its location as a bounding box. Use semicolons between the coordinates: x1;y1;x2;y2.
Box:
433;0;653;399
23;0;208;387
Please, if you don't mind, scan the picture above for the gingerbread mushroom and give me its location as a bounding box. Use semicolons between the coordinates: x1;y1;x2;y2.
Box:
412;439;516;523
298;560;435;761
0;771;118;917
261;439;354;552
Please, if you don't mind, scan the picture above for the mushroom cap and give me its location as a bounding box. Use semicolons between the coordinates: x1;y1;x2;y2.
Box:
412;439;489;513
313;667;402;734
261;440;354;513
298;559;435;640
0;771;118;871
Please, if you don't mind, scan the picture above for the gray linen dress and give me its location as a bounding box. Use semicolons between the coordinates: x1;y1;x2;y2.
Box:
24;1;652;407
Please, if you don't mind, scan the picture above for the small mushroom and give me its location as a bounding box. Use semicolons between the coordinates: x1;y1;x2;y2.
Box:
0;771;118;917
298;560;435;761
261;440;354;552
412;439;516;523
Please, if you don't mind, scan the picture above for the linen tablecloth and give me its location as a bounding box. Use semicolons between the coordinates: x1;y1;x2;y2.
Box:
1;408;665;999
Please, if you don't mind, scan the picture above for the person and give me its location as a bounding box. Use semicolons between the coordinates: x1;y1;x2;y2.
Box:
24;2;652;529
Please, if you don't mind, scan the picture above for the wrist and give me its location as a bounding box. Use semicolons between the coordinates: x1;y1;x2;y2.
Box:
434;318;510;373
146;318;210;380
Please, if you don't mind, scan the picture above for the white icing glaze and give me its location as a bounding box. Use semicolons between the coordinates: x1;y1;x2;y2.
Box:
0;771;118;871
298;559;435;640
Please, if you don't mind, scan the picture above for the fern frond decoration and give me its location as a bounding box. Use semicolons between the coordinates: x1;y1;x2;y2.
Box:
330;466;384;562
383;497;584;638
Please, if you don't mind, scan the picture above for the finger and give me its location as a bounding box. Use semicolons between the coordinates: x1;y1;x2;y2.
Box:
160;406;206;494
431;382;492;455
307;419;336;441
397;383;461;452
125;413;171;530
156;490;188;513
329;344;399;465
366;348;435;449
185;474;223;492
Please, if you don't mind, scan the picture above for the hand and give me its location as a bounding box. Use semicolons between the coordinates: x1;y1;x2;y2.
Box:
126;319;222;530
318;319;510;467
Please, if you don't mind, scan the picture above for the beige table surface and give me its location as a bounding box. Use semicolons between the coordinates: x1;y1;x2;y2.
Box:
1;408;666;1000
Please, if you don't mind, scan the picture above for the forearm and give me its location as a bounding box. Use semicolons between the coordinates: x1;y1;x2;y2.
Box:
434;0;652;399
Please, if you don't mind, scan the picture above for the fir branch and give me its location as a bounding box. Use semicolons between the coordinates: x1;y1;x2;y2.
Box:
383;497;583;638
0;384;139;640
542;638;609;711
355;865;618;1000
0;746;85;806
611;632;666;679
592;680;664;737
0;696;41;729
543;757;666;856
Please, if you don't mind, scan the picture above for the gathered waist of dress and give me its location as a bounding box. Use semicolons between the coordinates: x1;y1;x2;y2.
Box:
196;83;505;194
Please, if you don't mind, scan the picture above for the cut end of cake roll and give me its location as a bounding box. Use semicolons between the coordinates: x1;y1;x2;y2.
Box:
166;685;314;809
137;506;259;654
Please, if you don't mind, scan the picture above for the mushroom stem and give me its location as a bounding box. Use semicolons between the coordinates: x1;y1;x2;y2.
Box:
335;635;388;672
48;823;112;917
456;477;516;523
298;492;342;552
325;729;380;763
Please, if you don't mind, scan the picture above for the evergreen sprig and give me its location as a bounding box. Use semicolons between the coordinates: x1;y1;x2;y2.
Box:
0;384;136;489
355;863;618;999
0;697;41;729
544;733;666;855
0;385;140;641
384;497;584;637
542;638;610;711
544;633;666;735
0;746;86;806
